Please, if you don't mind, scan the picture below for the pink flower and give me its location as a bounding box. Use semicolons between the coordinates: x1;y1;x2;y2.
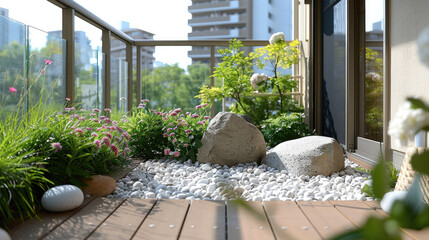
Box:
85;127;92;131
164;148;170;155
185;129;191;134
191;114;199;118
173;151;180;157
97;128;102;131
204;116;211;120
196;105;202;109
202;103;208;107
172;138;177;143
90;113;96;116
197;121;203;126
110;144;119;156
141;99;150;103
174;108;182;113
41;69;45;73
104;132;113;139
94;140;101;149
104;108;111;112
163;133;168;137
170;133;176;137
102;137;111;147
122;132;130;141
183;143;188;147
170;112;178;116
51;142;62;153
104;118;112;124
8;87;17;93
70;107;76;110
66;97;70;101
91;132;98;137
167;128;173;132
65;108;70;111
186;112;190;115
99;116;105;120
44;59;53;65
93;109;100;112
75;128;83;133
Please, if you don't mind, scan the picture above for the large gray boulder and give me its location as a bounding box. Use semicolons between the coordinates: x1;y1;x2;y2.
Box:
261;136;344;176
197;112;266;166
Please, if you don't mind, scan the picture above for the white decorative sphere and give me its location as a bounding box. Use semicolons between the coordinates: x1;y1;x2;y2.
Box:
41;185;84;212
0;228;11;240
380;191;408;213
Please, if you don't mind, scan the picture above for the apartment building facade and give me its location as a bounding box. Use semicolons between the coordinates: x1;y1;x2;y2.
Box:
188;0;293;64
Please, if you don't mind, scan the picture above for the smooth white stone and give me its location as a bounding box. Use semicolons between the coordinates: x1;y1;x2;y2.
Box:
0;228;11;240
380;191;408;213
41;185;84;212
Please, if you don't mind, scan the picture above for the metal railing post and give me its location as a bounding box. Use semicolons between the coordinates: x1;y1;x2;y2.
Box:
102;30;111;110
63;7;75;104
136;46;142;103
210;45;216;117
126;43;133;111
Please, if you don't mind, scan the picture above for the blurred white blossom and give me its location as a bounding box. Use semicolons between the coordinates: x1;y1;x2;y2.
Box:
269;32;285;45
388;101;429;147
250;73;268;90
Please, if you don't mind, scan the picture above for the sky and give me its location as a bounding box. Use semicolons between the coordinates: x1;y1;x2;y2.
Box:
1;0;193;68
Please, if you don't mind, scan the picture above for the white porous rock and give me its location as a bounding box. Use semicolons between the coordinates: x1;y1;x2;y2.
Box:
262;136;345;177
197;112;266;166
41;185;84;212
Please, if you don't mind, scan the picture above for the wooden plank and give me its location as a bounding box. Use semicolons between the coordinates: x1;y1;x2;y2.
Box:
264;201;321;240
330;201;385;226
363;201;429;240
87;199;156;240
298;201;355;239
9;197;95;240
227;201;275;240
41;197;125;240
179;200;226;240
133;199;190;240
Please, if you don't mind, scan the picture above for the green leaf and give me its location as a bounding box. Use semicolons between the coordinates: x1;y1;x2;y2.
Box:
371;161;388;199
407;97;429;111
411;151;429;175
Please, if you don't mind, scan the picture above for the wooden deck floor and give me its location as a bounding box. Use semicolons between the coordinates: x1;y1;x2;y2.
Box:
8;198;429;240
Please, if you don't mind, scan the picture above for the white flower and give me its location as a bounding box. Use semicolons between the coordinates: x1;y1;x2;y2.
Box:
365;72;381;81
388;101;429;147
417;27;429;68
120;97;127;101
250;73;268;90
269;32;285;45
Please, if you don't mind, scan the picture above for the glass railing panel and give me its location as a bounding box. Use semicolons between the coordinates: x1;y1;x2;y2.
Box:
0;15;25;115
111;57;128;113
27;26;66;110
74;43;104;110
141;46;213;114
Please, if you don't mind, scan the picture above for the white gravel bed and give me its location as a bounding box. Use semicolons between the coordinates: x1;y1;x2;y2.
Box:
108;158;373;201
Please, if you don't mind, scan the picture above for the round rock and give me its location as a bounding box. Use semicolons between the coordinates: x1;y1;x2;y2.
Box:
82;175;116;197
41;185;84;212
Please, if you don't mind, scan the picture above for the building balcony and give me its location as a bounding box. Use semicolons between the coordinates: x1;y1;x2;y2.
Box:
188;0;245;13
188;14;247;27
188;28;248;40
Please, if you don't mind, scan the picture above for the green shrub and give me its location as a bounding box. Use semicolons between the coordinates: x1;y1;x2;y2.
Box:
261;113;313;148
24;108;130;187
0;105;53;228
125;102;210;162
125;108;169;159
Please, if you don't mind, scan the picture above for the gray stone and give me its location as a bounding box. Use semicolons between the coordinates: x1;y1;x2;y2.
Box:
197;112;266;166
261;136;344;177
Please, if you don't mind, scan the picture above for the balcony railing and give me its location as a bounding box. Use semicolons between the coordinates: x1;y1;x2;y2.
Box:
0;0;307;118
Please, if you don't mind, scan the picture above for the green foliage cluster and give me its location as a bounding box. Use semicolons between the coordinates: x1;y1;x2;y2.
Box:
360;162;399;199
196;38;301;125
125;109;168;159
124;103;210;162
260;113;313;148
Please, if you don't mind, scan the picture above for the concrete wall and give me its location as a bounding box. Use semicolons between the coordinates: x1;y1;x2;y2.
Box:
390;0;429;154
